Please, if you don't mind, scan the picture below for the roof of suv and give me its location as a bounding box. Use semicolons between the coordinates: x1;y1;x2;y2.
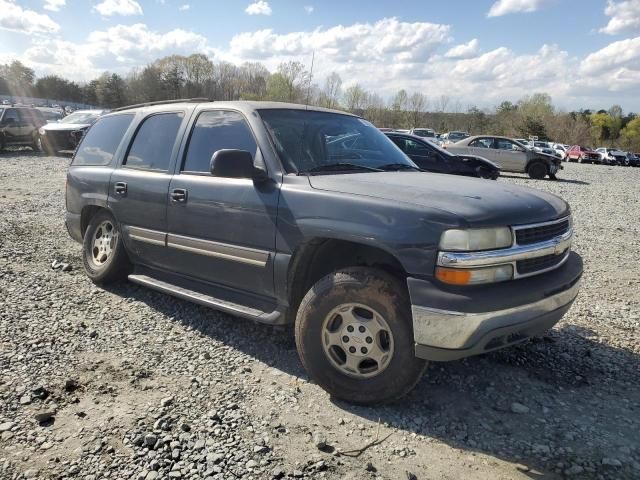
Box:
109;99;356;117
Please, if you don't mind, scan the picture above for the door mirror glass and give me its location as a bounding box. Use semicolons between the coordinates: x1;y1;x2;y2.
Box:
210;149;267;181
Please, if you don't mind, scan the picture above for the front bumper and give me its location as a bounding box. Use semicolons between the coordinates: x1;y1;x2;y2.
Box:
408;251;582;361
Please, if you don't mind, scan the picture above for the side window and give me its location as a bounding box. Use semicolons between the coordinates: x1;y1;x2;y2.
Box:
73;114;134;166
406;139;431;157
469;138;492;149
495;138;517;151
182;110;257;173
124;113;184;171
389;137;407;152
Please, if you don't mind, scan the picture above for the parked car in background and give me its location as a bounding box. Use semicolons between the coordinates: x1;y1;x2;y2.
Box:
38;109;106;154
566;145;601;164
529;141;561;158
446;136;562;179
37;107;65;123
0;106;46;151
66;99;582;404
385;132;500;179
595;147;627;166
552;143;568;160
441;131;470;144
409;128;436;140
623;152;640;167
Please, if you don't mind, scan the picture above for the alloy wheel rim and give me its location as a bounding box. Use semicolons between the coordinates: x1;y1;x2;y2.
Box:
321;303;394;379
91;220;116;267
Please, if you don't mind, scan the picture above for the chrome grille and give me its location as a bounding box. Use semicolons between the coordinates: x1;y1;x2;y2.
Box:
515;217;570;246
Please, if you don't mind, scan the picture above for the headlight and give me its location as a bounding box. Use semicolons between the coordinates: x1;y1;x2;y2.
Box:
439;227;512;251
436;265;513;285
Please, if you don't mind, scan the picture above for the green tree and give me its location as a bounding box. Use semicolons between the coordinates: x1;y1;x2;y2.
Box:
0;60;35;97
620;117;640;151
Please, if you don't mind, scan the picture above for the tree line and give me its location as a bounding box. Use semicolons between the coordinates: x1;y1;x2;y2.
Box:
1;56;639;152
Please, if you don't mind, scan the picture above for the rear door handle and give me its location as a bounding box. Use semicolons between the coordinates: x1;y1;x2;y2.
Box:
114;182;127;195
170;188;187;202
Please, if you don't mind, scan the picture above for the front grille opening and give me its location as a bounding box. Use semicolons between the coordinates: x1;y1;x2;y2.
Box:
515;218;570;245
517;250;567;275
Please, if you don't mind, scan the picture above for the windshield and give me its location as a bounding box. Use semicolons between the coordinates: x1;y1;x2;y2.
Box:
259;109;416;174
60;111;101;124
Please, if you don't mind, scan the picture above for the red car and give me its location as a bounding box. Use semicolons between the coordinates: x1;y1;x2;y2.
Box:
566;145;601;164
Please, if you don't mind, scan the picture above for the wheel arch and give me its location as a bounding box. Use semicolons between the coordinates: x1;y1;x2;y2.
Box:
285;237;408;322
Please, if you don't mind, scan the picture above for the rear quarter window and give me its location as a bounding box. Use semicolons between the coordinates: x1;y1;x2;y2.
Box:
72;114;134;166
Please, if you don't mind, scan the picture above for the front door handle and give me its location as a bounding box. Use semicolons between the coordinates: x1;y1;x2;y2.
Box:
114;182;127;195
171;188;187;202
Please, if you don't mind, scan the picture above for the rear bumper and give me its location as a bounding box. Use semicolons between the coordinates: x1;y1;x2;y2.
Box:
408;252;582;361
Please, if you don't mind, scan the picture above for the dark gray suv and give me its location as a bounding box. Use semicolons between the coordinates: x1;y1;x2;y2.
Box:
66;100;583;404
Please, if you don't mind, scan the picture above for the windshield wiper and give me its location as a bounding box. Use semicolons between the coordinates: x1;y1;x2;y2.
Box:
377;163;422;171
299;163;383;175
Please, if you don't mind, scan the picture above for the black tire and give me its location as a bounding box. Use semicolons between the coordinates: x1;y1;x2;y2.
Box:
295;267;427;405
82;210;131;284
527;161;548;180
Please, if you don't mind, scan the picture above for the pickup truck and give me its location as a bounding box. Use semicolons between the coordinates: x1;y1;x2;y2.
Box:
65;100;583;405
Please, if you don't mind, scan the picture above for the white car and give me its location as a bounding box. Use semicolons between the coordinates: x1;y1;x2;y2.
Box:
551;143;568;160
595;147;627;165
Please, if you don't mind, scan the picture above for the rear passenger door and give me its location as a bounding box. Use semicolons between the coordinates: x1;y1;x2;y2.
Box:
165;109;279;298
109;111;187;270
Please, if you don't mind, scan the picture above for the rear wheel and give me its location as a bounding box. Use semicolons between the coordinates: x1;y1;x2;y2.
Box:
82;210;131;284
527;161;548;180
295;267;426;405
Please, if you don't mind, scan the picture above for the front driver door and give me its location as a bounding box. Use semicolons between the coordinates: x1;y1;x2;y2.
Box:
166;109;279;298
493;138;528;172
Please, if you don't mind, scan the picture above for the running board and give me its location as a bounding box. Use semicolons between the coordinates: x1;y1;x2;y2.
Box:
128;274;285;324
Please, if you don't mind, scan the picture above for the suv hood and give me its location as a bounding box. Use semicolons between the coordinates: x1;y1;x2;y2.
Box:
308;172;569;227
43;122;92;131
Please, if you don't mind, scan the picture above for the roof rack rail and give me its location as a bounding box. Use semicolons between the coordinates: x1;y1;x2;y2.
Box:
111;98;211;112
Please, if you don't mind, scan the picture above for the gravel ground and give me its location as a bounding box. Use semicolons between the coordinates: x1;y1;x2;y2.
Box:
0;151;639;480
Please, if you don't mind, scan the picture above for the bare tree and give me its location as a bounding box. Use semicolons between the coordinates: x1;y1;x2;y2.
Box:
436;94;450;112
323;72;342;109
277;61;309;102
343;84;368;112
408;92;427;128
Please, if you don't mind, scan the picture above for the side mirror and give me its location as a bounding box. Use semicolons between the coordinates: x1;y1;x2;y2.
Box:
210;149;268;181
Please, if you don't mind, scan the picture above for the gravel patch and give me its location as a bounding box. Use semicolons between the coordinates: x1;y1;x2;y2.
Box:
0;151;638;479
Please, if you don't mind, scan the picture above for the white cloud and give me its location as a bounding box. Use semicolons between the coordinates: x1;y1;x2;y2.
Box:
304;5;314;14
599;0;640;35
445;38;480;59
245;1;271;16
577;36;640;93
179;4;190;11
44;0;66;12
228;18;451;64
94;0;143;17
18;23;209;81
0;0;60;34
487;0;548;17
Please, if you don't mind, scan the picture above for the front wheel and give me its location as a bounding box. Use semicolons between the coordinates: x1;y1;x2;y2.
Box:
82;210;131;284
527;161;548;179
295;267;426;405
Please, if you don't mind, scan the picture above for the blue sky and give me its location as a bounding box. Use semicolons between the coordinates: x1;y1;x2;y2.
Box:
1;0;640;111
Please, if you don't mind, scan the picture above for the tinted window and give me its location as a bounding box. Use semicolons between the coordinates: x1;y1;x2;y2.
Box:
73;114;134;166
124;113;184;171
3;109;19;123
183;110;257;173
